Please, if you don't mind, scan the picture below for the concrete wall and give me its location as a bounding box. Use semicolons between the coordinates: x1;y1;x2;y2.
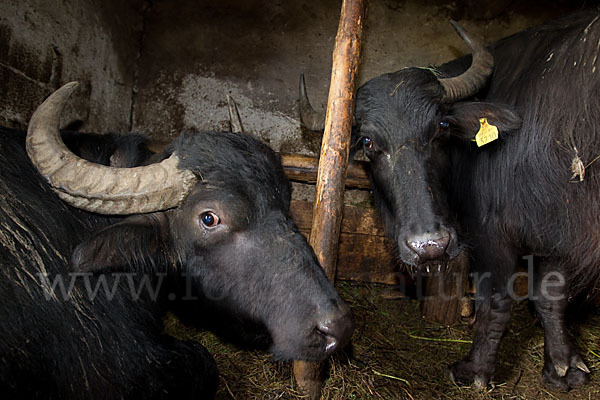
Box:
0;0;144;132
131;0;588;156
1;0;590;150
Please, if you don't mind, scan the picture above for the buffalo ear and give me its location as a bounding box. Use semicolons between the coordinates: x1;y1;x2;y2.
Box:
72;214;170;273
445;102;522;143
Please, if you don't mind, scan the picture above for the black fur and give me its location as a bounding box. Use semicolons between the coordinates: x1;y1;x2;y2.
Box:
352;12;600;390
0;126;352;398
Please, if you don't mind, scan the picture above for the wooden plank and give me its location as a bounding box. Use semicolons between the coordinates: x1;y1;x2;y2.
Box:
290;200;385;237
282;154;370;189
337;232;398;284
295;232;399;286
421;252;469;325
146;146;372;189
291;200;397;285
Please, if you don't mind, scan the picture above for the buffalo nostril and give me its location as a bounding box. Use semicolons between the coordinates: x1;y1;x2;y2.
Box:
316;309;354;355
317;324;339;353
405;230;451;262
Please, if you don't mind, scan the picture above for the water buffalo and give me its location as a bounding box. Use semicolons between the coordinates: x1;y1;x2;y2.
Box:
301;12;599;390
0;82;353;398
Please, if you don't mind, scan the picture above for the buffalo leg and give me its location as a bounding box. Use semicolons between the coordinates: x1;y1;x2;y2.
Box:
447;292;512;388
532;259;589;390
447;244;515;388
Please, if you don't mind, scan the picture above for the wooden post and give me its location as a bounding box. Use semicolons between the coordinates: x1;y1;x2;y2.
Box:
421;252;470;324
293;0;366;398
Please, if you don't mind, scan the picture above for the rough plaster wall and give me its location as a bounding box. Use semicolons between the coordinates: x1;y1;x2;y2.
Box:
2;0;587;144
132;0;587;157
0;0;143;132
132;0;341;156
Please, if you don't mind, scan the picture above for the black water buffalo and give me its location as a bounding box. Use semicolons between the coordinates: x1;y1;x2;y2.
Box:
301;12;599;390
0;82;353;398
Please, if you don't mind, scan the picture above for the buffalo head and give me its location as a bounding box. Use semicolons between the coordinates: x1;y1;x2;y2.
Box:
27;83;353;361
300;22;521;271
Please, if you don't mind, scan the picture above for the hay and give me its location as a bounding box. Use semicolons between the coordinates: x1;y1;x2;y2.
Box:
164;282;600;399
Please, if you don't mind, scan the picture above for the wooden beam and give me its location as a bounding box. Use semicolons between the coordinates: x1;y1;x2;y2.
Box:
147;146;372;190
293;1;367;398
282;154;370;189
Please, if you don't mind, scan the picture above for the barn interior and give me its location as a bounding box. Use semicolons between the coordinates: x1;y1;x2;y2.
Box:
2;0;599;399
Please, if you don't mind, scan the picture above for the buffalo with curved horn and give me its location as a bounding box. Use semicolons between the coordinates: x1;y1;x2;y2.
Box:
0;82;353;398
301;14;599;390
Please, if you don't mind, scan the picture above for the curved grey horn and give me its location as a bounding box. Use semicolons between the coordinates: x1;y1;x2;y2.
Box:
227;95;244;133
26;82;197;215
440;21;494;103
299;73;326;131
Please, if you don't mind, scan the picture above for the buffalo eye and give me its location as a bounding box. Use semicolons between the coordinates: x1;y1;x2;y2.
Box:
199;211;220;228
439;120;449;130
362;136;374;151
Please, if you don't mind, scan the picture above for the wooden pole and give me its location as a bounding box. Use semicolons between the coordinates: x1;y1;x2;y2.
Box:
293;0;366;398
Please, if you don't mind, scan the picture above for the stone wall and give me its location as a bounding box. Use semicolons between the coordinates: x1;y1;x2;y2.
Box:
0;0;144;132
1;0;589;149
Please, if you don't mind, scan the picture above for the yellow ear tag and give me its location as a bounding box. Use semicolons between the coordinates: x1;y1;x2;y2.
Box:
474;118;499;147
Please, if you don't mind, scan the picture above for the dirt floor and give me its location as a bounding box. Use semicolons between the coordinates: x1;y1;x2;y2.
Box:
165;282;600;400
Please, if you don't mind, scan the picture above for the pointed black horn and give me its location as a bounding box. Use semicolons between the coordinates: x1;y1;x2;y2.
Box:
299;73;326;131
439;21;494;102
227;95;244;133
